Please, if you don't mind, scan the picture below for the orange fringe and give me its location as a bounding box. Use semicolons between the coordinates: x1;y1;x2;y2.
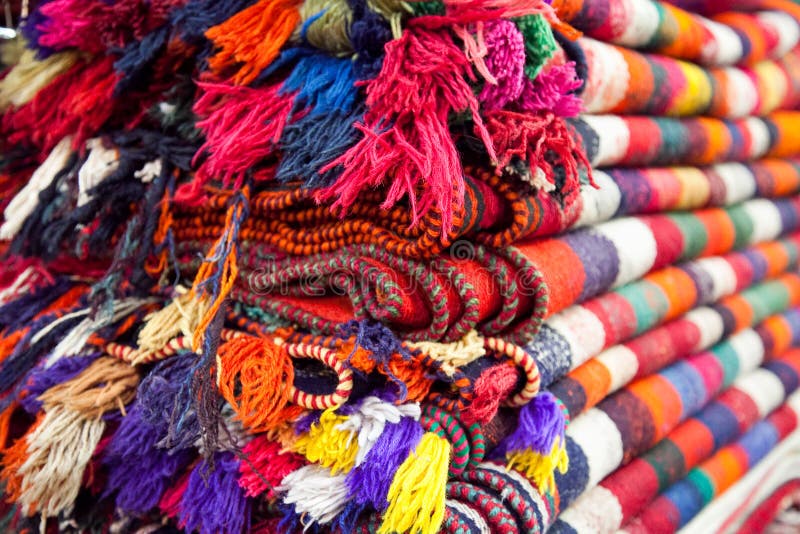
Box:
205;0;301;85
217;335;303;432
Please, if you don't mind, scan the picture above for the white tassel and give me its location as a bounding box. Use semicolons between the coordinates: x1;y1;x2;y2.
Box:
77;138;120;207
336;397;421;466
133;159;162;184
45;297;153;367
407;329;486;376
278;464;350;528
0;266;39;304
16;406;105;517
0;136;73;241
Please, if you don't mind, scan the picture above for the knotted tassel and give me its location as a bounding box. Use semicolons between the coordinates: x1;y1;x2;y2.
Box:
104;354;195;514
8;357;139;517
217;335;303;432
460;362;519;425
274;53;362;187
189;186;248;353
407;329;485;377
205;0;301;85
182;83;293;199
345;416;424;510
515;14;558;79
137;289;208;353
19;353;98;414
0;137;73;241
517;61;583;117
378;432;450;534
485;109;593;205
336;397;422;466
498;391;569;493
278;464;351;528
179;452;251;534
106;409;193;513
238;435;306;498
0;49;79;111
2;57;120;153
478;20;526;110
291;409;360;474
317;22;495;240
78;138;119;207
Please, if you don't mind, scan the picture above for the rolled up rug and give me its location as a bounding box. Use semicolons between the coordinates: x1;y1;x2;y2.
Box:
525;233;800;387
551;274;800;418
549;323;800;527
580;158;800;227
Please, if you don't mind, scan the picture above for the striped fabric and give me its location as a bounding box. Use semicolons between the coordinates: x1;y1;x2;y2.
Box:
558;0;800;66
572;110;800;168
579;158;800;227
551;274;800;416
528;235;800;387
555;347;800;532
579;38;800;117
623;390;800;533
497;333;800;533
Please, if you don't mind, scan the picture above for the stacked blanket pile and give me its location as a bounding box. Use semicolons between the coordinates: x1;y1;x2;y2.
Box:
1;0;800;532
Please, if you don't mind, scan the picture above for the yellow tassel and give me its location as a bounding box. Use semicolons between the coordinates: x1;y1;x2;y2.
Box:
137;288;209;352
378;433;450;534
291;410;359;474
0;48;80;111
506;439;569;494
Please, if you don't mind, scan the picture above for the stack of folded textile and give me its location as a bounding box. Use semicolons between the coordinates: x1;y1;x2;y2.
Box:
0;0;800;533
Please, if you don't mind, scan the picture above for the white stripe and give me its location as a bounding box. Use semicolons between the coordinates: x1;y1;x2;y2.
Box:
568;409;625;488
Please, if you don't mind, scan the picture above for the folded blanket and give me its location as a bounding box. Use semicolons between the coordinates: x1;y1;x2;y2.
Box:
578;38;800;117
172;165;584;261
621;390;800;533
580;157;800;227
557;0;800;66
492;328;800;533
551;273;800;417
678;426;800;533
171;196;800;343
572;110;800;168
549;319;800;529
554;343;800;533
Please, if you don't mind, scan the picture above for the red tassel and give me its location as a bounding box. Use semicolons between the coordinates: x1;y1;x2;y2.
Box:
485;110;594;204
177;82;295;202
238;435;306;498
2;57;119;154
317;23;494;241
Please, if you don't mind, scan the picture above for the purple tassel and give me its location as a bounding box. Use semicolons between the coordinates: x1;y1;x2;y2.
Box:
345;417;424;509
104;403;192;513
180;451;251;534
493;391;566;457
137;352;202;451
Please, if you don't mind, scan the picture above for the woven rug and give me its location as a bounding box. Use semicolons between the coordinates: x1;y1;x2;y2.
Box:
2;0;800;532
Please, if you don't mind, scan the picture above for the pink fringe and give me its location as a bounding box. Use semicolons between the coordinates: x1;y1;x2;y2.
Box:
317;24;495;239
